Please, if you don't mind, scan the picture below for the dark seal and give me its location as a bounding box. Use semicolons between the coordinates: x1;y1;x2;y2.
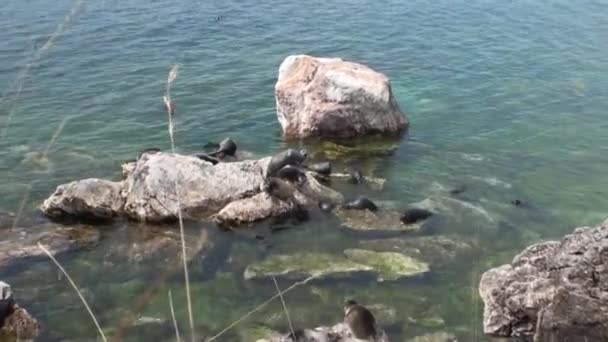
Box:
306;161;332;176
276;165;306;184
400;208;433;224
266;149;307;178
209;137;237;159
262;177;297;202
344;299;377;340
195;154;220;165
343;196;378;212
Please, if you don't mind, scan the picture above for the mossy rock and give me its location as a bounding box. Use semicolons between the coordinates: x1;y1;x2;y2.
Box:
343;249;429;281
315;140;400;160
244;250;428;282
335;208;421;233
244;253;374;280
238;324;278;342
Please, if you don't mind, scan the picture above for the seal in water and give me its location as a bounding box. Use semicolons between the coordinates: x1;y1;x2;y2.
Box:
343;196;378;212
262;177;297;202
400;208;433;224
276;165;306;184
195;154;220;165
318;199;335;212
344;299;377;340
306;161;332;176
266;149;307;178
209;137;237;159
511;199;525;207
347;168;365;184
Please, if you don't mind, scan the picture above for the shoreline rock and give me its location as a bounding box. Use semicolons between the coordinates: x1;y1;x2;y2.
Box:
0;281;40;340
479;219;608;341
275;55;408;139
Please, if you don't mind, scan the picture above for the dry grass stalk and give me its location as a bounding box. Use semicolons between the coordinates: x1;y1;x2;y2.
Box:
272;275;296;339
168;290;182;342
163;64;195;342
205;275;317;342
37;242;107;342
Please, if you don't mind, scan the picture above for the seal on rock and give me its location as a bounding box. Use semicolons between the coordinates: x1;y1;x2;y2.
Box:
194;153;220;165
262;177;297;202
276;165;306;184
266;149;308;178
344;299;377;340
343;196;378;212
209;137;237;159
306;161;332;176
400;208;433;224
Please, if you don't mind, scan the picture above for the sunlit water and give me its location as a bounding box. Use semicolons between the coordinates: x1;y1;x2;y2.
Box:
1;0;608;340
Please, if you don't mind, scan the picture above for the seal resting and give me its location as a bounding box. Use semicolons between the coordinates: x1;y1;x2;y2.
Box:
262;177;297;202
266;149;307;178
400;208;433;224
276;165;306;184
343;196;378;212
347;168;365;184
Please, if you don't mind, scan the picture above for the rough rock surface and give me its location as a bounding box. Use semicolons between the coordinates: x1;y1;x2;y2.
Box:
253;322;389;342
0;281;40;340
41;178;125;220
335;208;420;233
123;153;270;222
275;55;408;139
479;219;608;341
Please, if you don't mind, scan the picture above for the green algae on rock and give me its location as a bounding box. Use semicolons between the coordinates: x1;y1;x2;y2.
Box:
343;249;429;281
244;252;374;280
245;249;428;281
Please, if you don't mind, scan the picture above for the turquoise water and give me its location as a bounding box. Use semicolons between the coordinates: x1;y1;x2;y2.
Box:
1;0;608;340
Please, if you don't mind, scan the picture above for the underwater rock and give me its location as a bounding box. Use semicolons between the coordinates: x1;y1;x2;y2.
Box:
406;331;457;342
0;225;100;269
275;55;408;138
361;235;475;267
244;249;427;282
41;178;125;221
335;208;421;233
123;153;270;222
479;219;608;341
0;281;40;340
256;322;390;342
343;249;429;281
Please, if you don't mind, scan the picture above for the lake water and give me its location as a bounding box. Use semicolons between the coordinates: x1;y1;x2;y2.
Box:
1;0;607;341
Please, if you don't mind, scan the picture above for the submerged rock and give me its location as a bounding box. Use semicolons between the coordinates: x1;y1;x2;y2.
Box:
361;235;475;267
406;332;458;342
335;208;421;233
0;225;100;269
343;249;429;281
479;219;608;341
255;322;390;342
275;55;408;139
41;178;125;221
244;249;427;281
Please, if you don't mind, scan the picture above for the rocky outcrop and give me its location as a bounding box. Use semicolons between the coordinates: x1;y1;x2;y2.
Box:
0;281;40;340
42;152;339;225
275;55;408;139
41;178;125;221
123;153;269;222
479;219;608;341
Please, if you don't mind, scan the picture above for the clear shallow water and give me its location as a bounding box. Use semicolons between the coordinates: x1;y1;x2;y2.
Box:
1;0;608;340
